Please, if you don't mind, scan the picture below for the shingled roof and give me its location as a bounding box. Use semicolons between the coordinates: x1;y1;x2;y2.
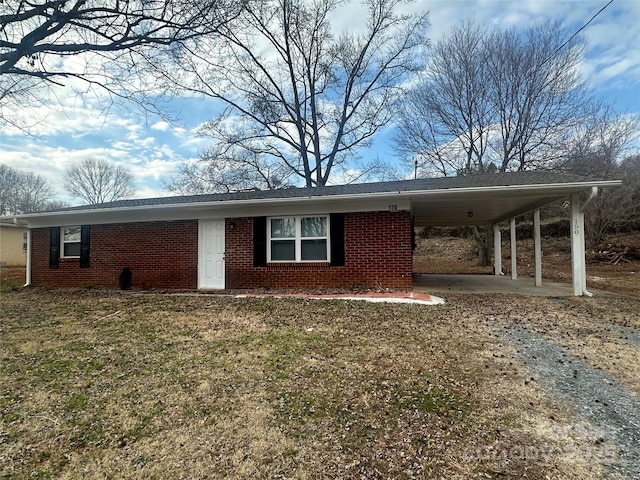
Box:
53;171;595;212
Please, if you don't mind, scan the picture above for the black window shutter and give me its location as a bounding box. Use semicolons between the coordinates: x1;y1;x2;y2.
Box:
253;217;267;267
330;213;345;266
49;227;59;269
80;225;91;268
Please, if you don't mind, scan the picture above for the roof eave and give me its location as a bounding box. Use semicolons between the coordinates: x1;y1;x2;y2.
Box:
7;179;622;228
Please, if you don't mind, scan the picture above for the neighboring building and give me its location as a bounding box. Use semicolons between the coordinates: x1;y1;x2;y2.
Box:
4;172;621;295
0;223;28;266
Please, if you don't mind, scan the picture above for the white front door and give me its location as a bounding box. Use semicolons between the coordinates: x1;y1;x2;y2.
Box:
198;219;225;289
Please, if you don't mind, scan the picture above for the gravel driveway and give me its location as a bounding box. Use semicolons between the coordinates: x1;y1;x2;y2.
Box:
498;324;640;479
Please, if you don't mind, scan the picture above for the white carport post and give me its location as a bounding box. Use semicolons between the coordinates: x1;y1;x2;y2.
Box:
533;209;542;287
570;193;586;296
493;224;502;275
510;218;517;280
571;187;598;297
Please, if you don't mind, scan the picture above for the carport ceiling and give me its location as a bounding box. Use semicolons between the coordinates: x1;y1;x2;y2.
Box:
329;171;622;227
409;185;599;227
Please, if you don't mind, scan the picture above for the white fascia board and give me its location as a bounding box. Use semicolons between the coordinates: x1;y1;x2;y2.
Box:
13;196;412;228
411;180;622;199
9;179;621;228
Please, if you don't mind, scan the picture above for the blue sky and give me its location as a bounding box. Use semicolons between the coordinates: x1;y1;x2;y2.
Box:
1;0;639;205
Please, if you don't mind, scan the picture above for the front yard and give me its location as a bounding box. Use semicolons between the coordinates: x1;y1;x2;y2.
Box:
1;290;639;479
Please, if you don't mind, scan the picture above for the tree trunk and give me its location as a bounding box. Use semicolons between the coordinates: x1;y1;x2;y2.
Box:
472;225;493;267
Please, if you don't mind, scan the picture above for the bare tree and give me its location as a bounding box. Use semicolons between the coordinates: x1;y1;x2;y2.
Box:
397;20;589;177
165;150;295;195
0;163;56;214
617;154;640;229
557;109;640;246
484;22;588;172
396;20;491;177
63;158;135;204
578;155;640;247
166;114;401;194
557;105;640;175
0;164;19;215
160;0;429;191
0;0;246;129
43;199;71;211
395;20;596;266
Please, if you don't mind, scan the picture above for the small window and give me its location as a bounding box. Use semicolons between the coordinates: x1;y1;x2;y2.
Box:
300;217;328;260
61;226;81;258
22;232;28;251
268;216;329;262
270;217;296;261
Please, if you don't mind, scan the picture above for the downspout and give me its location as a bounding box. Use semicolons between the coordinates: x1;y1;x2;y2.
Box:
580;187;598;297
13;218;31;287
581;187;599;210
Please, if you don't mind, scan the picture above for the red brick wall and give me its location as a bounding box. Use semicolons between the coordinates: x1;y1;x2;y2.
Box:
225;211;412;290
30;220;198;289
30;211;412;290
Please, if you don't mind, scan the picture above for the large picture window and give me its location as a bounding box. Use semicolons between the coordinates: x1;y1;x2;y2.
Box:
268;216;329;262
61;226;81;258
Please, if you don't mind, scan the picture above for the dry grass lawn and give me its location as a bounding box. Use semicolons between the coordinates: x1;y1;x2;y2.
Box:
2;289;639;479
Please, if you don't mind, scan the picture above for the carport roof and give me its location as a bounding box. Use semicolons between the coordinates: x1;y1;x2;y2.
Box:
404;172;622;226
7;171;621;228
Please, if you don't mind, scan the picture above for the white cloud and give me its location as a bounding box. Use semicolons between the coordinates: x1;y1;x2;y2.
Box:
151;121;171;131
0;109;203;204
129;158;184;182
135;185;175;200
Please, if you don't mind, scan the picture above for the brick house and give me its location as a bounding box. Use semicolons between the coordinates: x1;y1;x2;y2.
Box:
5;172;620;295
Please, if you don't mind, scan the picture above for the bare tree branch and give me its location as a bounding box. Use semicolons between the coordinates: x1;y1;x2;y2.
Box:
0;163;58;214
395;20;592;178
159;0;429;191
1;0;247;128
63;157;135;204
394;19;617;266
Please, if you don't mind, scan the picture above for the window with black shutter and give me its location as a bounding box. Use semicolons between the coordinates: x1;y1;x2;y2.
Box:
80;225;91;268
49;227;59;269
253;217;267;267
253;214;345;266
330;213;345;266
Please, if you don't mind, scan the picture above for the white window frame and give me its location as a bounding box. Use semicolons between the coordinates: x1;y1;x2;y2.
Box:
267;215;330;263
61;226;81;258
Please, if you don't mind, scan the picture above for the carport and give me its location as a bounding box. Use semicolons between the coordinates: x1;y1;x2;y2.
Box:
404;172;622;296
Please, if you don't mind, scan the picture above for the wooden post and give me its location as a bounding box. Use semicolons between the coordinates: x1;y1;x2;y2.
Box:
533;209;542;287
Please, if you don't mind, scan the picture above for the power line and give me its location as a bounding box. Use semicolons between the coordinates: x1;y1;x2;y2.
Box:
552;0;614;58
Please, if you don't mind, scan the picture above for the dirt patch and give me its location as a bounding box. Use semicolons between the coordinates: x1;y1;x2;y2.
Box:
0;266;25;293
